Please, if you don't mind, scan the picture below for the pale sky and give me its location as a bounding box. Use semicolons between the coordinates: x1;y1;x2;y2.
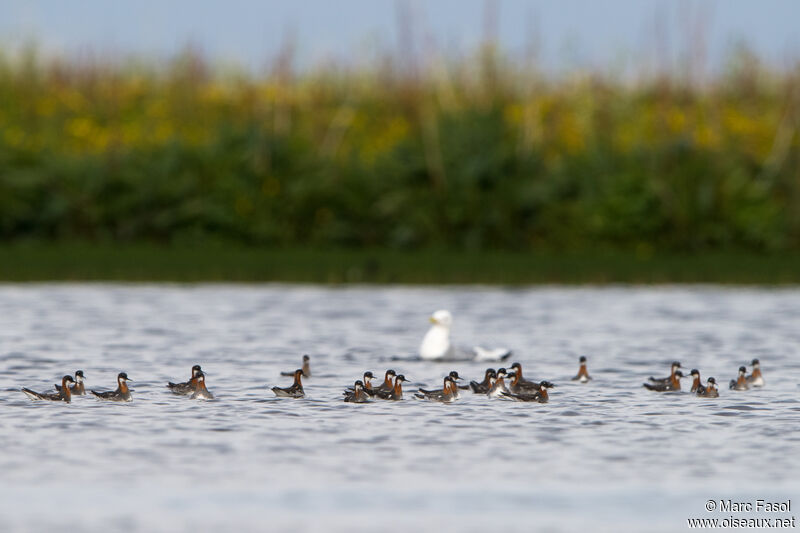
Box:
0;0;797;73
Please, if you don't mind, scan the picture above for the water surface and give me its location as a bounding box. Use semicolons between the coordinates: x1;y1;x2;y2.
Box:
0;285;798;532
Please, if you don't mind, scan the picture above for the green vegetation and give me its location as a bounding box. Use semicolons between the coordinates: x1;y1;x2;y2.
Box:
2;243;800;284
0;45;798;282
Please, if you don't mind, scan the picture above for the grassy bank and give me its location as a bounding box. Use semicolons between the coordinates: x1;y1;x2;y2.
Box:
1;47;799;254
1;243;799;284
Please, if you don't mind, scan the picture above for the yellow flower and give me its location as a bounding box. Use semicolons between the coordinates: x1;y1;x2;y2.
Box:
67;117;94;140
359;116;409;165
503;103;523;125
665;108;686;133
35;97;57;117
693;123;719;150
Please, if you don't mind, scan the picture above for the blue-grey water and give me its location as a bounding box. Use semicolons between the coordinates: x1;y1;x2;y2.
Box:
0;284;798;532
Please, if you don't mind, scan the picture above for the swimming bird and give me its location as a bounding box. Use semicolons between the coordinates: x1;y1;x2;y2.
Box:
643;370;684;392
418;371;463;399
22;375;76;403
271;369;305;398
420;310;456;360
648;361;681;384
343;380;370;403
729;366;749;391
501;381;555;403
487;368;511;398
415;376;457;403
344;371;377;396
281;355;311;378
374;374;408;400
91;373;133;402
167;364;203;395
746;359;764;387
190;371;214;400
361;371;376;393
448;370;464;399
469;368;496;393
571;356;592;383
697;377;719;398
473;346;513;362
54;370;86;395
507;362;541;393
375;369;397;394
689;369;702;393
419;310;511;362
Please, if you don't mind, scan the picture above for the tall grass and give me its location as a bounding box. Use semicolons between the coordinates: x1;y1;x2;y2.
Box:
0;44;798;252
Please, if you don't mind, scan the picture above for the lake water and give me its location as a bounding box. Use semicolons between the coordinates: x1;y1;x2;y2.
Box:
0;284;798;532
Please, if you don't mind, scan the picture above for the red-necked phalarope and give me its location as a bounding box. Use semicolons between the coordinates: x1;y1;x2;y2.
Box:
689;369;702;393
281;355;311;378
167;365;202;395
507;363;543;394
648;361;681;384
374;374;407;400
361;371;376;394
697;377;719;398
272;369;305;398
729;366;749;391
91;373;133;402
22;375;76;403
447;371;463;398
54;370;85;395
469;368;495;394
415;376;457;403
487;368;511;397
643;370;684;392
508;362;540;389
375;369;396;394
501;381;555;403
418;371;462;399
344;380;370;403
571;356;592;383
344;371;376;397
190;371;214;400
746;359;764;387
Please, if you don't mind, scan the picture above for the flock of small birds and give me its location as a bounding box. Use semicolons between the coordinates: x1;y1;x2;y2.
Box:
641;358;765;397
15;307;767;405
20;367;214;403
339;359;570;404
16;353;765;404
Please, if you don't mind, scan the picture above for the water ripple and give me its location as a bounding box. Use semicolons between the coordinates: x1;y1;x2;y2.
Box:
0;284;798;531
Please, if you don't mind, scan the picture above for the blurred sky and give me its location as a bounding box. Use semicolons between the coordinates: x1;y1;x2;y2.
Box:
1;0;798;73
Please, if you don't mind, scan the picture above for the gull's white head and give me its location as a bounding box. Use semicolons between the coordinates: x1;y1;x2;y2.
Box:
420;310;454;360
429;310;453;328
